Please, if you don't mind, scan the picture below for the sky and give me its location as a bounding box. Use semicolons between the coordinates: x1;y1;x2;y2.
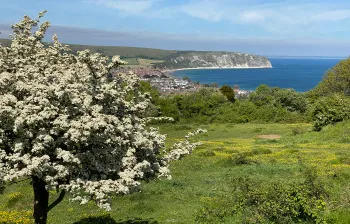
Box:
1;0;350;56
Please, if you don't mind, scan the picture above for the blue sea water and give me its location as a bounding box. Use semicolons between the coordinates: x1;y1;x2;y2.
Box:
171;58;343;92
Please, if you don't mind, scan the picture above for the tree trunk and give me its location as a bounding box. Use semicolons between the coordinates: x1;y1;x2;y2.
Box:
32;176;49;224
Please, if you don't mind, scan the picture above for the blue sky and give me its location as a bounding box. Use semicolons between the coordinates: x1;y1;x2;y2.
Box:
1;0;350;56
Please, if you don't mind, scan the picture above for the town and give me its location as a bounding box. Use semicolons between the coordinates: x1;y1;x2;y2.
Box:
114;67;201;94
114;67;252;98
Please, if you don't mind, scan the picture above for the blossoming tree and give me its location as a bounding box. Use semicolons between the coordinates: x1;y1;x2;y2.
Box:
0;12;205;224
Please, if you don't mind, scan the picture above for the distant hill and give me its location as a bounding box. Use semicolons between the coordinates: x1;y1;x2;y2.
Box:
0;38;11;47
0;38;272;69
158;51;272;69
0;38;175;60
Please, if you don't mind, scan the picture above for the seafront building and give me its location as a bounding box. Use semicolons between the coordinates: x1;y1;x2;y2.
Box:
114;68;200;94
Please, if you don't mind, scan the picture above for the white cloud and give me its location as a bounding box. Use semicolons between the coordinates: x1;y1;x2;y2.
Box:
88;0;156;14
85;0;350;28
180;1;224;22
72;0;350;39
239;11;266;23
178;0;350;37
85;0;176;19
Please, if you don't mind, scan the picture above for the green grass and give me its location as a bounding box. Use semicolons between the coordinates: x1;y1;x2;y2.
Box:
1;122;350;223
137;58;164;66
122;58;139;65
119;58;165;68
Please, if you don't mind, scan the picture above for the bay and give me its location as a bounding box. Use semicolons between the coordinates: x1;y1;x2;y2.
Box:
171;58;343;92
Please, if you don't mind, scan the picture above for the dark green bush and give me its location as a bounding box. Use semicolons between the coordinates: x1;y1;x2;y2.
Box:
73;214;157;224
249;84;308;113
311;94;350;131
310;58;350;98
219;85;235;102
154;84;308;124
249;84;275;106
213;100;307;124
275;88;308;113
74;214;117;224
230;152;257;165
158;88;227;122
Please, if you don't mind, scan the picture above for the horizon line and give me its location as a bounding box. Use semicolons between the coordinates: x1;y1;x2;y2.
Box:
0;37;348;58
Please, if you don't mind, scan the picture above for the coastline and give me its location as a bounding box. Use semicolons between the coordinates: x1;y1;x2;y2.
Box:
164;65;273;74
161;65;273;85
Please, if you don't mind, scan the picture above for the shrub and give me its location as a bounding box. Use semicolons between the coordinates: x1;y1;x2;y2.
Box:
275;88;308;113
219;85;235;102
139;81;161;117
311;94;350;131
210;99;307;124
73;214;157;224
249;84;275;106
310;58;350;98
159;88;227;121
156;84;308;124
196;165;328;224
230;152;257;165
249;84;308;113
292;127;306;135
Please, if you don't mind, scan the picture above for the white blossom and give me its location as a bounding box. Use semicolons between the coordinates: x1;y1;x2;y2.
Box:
0;12;206;210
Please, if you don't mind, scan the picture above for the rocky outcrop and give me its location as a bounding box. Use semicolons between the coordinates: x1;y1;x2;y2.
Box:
159;52;272;69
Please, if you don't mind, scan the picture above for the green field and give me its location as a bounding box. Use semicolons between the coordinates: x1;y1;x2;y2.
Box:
119;57;165;68
137;58;164;66
1;122;349;223
122;58;139;65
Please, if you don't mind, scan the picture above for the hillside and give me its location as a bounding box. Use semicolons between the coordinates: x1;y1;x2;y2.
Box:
0;38;176;60
0;38;272;69
1;121;350;223
0;38;11;47
159;51;272;69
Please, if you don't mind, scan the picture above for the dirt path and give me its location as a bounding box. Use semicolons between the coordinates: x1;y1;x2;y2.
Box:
257;134;281;140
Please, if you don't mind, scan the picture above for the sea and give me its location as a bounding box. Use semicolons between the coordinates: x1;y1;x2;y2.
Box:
171;58;345;92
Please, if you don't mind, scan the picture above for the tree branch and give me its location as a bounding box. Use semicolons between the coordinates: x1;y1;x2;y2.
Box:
48;190;66;212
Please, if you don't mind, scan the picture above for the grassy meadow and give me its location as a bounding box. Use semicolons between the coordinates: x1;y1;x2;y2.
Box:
1;122;349;223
